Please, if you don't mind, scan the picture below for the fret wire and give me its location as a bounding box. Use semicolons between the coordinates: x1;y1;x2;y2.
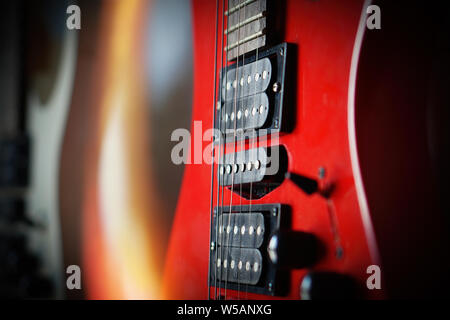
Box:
225;0;256;16
225;30;264;51
224;12;264;34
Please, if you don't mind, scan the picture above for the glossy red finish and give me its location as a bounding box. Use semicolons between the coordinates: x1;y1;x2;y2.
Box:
162;0;382;299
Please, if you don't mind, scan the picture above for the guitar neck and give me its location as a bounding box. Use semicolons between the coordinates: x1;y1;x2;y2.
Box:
225;0;267;60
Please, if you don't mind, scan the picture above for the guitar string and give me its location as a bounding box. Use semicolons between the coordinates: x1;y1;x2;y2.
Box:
217;0;228;300
208;0;220;300
245;0;262;299
218;0;227;299
214;0;226;300
223;0;242;300
217;0;233;299
236;0;247;300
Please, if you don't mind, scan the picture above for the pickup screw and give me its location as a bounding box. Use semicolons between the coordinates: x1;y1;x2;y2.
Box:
272;207;278;217
268;282;273;291
279;48;284;56
211;241;216;251
272;82;281;93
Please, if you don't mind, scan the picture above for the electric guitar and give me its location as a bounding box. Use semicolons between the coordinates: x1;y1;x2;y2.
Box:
162;0;450;299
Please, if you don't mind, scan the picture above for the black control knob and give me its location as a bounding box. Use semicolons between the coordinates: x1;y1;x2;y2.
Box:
300;272;358;300
267;231;319;269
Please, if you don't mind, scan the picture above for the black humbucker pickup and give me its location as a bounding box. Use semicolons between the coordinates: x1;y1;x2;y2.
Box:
216;43;295;143
210;203;290;296
221;57;272;101
218;145;287;199
220;93;269;133
216;212;265;248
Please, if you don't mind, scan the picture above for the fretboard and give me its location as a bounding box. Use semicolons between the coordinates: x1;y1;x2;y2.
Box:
225;0;267;60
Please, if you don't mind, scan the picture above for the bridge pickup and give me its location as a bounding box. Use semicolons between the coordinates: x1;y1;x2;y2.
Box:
218;145;287;199
210;204;289;295
216;43;292;142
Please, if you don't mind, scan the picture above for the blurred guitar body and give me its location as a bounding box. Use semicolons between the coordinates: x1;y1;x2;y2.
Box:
59;0;166;299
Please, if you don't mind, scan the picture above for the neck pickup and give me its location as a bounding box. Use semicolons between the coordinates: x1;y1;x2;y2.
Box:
216;43;292;142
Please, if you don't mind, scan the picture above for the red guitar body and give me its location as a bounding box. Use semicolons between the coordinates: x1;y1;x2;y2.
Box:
162;0;380;300
163;0;450;299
